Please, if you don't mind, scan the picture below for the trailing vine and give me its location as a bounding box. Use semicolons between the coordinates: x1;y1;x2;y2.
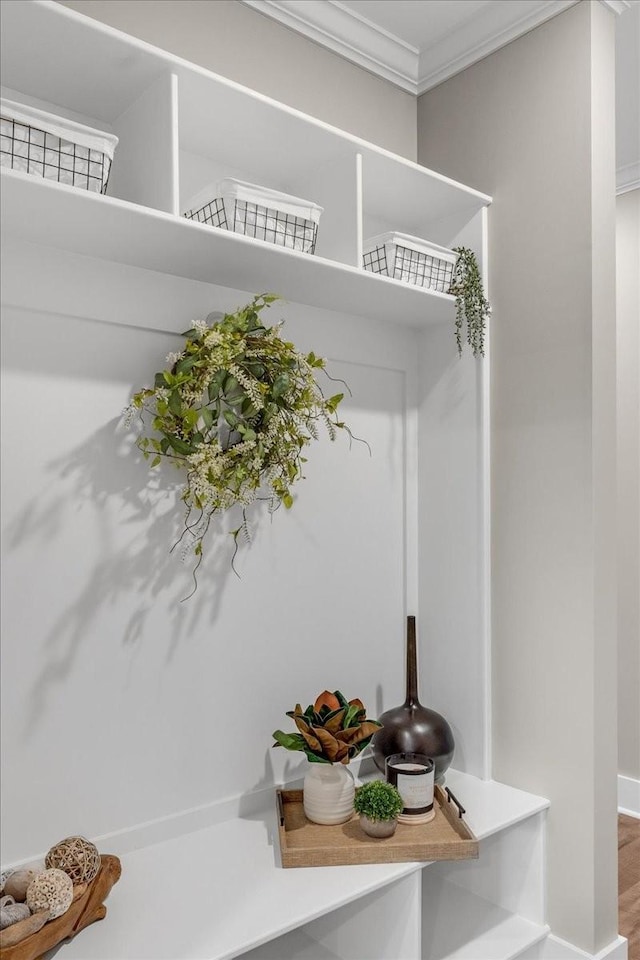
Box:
449;247;491;358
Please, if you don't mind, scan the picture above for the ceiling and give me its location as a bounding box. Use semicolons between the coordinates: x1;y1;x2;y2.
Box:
338;0;496;52
243;0;639;191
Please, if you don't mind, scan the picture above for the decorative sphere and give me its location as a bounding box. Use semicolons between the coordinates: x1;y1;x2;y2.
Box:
26;869;73;919
0;896;31;929
3;869;40;902
45;837;101;884
372;702;455;784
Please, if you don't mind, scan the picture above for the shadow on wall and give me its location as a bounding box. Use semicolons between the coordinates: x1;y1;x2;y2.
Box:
2;301;398;752
6;414;252;738
0;302;292;743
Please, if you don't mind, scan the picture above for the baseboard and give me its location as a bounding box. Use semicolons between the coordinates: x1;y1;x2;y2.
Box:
519;934;628;959
618;774;640;818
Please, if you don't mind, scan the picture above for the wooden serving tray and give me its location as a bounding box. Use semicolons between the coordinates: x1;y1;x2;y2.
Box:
276;785;478;868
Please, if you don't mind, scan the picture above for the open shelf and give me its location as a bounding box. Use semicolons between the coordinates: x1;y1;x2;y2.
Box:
0;1;489;213
47;814;421;960
0;169;458;328
1;0;491;274
47;772;548;960
1;0;491;329
421;883;549;960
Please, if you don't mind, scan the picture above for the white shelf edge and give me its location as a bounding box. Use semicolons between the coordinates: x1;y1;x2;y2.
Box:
0;764;550;870
476;800;550;841
56;828;424;960
182;209;457;301
26;1;492;206
444;769;549;841
0;168;458;329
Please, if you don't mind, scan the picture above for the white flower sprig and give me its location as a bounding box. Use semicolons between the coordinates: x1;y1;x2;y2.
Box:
127;294;360;598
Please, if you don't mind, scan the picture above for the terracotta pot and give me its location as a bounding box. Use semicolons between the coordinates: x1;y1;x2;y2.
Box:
303;763;355;825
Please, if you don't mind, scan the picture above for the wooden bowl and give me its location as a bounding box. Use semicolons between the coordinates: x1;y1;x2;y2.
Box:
0;855;121;960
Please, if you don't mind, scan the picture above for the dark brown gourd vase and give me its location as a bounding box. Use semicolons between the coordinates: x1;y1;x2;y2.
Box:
372;616;455;784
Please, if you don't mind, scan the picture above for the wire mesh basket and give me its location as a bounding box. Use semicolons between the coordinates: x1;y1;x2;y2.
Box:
183;179;323;254
0;98;118;195
183;196;228;230
363;233;456;292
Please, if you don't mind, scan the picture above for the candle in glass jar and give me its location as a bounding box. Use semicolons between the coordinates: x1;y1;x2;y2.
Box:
385;753;435;823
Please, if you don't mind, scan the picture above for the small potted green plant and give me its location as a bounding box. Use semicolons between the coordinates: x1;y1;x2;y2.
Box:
354;780;403;838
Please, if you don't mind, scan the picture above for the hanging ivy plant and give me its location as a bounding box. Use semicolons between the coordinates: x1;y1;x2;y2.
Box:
449;247;491;358
125;294;360;597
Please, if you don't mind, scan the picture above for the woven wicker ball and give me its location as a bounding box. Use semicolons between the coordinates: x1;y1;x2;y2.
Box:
45;836;101;884
26;868;73;919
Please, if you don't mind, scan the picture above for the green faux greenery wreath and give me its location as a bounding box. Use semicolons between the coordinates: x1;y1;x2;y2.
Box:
125;294;358;596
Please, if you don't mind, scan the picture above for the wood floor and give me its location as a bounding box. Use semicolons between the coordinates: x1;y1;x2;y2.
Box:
620;814;640;960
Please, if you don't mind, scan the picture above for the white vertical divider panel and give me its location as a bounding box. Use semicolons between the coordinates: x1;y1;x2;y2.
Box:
169;73;180;217
406;335;420;620
290;153;361;267
109;72;178;214
238;873;422;960
356;152;363;268
417;208;489;781
423;815;546;924
453;205;491;779
304;872;422;960
478;205;491;777
420;815;547;960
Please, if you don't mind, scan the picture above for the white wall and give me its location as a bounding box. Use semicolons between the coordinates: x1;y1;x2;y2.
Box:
0;238;421;864
418;209;490;781
615;3;640;192
616;188;640;783
59;0;417;160
417;2;618;954
1;0;493;877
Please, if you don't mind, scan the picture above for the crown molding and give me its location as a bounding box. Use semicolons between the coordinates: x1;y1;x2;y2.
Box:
599;1;633;14
617;161;640;194
243;0;633;97
416;0;577;95
241;1;419;92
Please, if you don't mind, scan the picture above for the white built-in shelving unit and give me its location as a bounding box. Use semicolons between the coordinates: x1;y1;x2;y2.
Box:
40;771;550;960
0;0;490;328
0;3;550;958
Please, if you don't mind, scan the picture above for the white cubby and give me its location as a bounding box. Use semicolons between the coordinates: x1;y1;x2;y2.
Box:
45;772;549;960
241;875;422;960
0;3;551;960
1;0;489;308
0;70;178;214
